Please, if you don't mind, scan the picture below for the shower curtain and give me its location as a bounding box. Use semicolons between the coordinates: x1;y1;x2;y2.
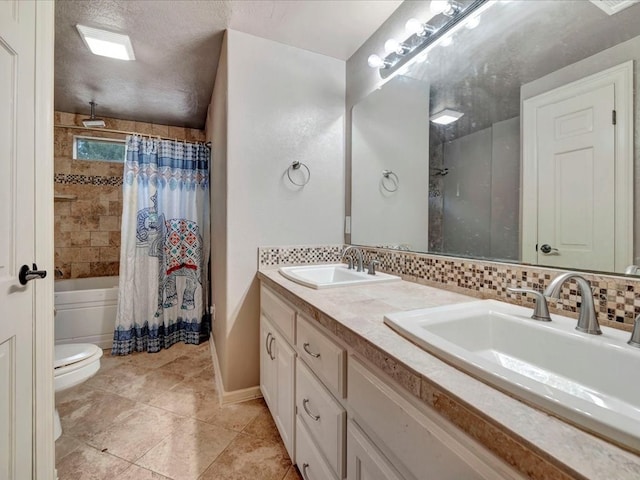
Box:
113;136;210;355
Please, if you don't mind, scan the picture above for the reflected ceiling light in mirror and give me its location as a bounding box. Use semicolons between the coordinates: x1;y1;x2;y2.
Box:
368;0;491;80
466;15;481;29
76;25;135;61
430;109;464;125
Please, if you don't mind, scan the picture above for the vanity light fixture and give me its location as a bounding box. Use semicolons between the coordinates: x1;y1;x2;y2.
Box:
431;0;463;17
367;54;391;69
367;0;489;79
76;25;136;61
405;18;438;37
430;109;464;125
384;38;411;55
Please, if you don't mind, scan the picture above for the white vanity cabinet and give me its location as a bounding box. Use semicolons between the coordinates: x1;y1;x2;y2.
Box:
259;283;524;480
260;287;296;461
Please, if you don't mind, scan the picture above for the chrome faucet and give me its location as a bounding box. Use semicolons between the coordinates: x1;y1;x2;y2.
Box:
506;287;551;321
628;315;640;348
543;272;601;335
342;246;364;272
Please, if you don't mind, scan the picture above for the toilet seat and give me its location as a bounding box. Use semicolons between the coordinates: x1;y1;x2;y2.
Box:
54;343;103;441
54;343;103;391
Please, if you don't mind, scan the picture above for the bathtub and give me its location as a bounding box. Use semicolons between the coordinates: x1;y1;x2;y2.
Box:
54;276;118;349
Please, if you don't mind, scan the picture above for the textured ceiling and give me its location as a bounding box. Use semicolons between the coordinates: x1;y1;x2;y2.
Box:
54;0;403;129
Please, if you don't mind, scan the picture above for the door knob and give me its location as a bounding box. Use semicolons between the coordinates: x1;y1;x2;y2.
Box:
540;244;559;255
19;263;47;285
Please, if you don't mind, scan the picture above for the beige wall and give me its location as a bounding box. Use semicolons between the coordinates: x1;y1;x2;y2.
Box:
54;111;205;279
209;31;229;389
209;30;345;394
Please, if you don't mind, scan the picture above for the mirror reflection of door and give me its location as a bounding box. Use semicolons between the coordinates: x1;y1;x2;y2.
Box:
522;62;633;272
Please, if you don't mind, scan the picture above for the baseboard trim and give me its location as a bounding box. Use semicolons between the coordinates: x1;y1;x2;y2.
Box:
209;335;262;406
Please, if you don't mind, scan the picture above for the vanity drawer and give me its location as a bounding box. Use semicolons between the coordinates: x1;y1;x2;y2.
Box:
261;285;295;343
296;358;345;479
348;356;522;480
296;416;339;480
347;419;404;480
296;313;346;397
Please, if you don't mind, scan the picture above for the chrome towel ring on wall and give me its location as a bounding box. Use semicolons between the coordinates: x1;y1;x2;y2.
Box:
381;169;399;192
287;161;311;186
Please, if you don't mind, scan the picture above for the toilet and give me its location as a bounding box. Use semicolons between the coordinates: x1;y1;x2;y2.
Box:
54;343;103;440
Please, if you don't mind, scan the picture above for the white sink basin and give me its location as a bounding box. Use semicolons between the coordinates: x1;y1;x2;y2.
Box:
384;299;640;452
279;263;400;289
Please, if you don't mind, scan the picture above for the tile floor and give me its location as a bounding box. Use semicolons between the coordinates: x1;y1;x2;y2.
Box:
55;340;303;480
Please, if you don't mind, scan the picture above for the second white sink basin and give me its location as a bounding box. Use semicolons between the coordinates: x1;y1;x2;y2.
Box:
384;299;640;452
279;263;400;289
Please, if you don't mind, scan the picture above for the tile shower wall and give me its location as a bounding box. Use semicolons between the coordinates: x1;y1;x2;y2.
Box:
54;111;205;279
259;244;639;332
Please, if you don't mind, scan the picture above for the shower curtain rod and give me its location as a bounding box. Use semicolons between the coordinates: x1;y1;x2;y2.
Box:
53;123;211;148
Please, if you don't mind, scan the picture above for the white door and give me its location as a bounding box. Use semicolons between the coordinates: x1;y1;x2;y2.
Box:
0;1;37;478
522;61;633;273
536;84;615;271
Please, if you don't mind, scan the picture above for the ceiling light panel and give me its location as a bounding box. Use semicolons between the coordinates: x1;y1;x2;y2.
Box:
430;109;464;125
76;25;135;61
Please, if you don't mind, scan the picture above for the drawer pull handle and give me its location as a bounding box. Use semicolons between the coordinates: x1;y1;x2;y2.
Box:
265;332;272;356
302;398;320;421
302;462;311;480
303;342;321;358
268;336;276;360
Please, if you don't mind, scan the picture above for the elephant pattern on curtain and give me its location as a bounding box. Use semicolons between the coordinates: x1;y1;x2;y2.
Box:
136;192;203;317
113;136;209;355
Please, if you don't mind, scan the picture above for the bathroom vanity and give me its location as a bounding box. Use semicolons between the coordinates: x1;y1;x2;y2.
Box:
258;268;640;480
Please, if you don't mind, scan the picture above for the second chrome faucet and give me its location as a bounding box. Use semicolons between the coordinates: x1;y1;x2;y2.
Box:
510;272;602;335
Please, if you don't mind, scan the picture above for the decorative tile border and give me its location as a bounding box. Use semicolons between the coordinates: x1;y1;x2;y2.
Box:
259;244;640;331
54;173;123;186
258;244;346;266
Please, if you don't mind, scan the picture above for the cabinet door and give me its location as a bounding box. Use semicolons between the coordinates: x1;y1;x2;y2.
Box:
260;315;276;410
273;333;296;461
347;420;404;480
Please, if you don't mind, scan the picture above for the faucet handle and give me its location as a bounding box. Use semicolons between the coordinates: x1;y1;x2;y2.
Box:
367;260;380;276
507;287;552;322
628;316;640;348
344;256;354;270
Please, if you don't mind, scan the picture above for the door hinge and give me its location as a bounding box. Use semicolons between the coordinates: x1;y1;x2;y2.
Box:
612;109;617;125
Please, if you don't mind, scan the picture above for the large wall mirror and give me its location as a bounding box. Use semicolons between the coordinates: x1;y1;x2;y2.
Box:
351;0;640;275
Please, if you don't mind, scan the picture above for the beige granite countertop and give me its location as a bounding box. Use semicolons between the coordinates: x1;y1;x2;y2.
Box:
258;267;640;480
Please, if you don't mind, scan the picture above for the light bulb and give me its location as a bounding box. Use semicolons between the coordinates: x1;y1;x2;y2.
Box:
466;15;481;29
367;54;385;68
405;18;424;35
430;0;448;15
384;39;401;55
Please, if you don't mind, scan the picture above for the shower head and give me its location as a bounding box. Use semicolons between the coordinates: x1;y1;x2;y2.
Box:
431;167;449;177
82;101;106;128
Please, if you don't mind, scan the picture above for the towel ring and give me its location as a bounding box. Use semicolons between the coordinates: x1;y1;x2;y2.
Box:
381;170;399;192
287;161;311;186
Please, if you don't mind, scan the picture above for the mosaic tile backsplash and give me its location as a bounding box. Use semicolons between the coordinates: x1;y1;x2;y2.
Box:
259;244;639;331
